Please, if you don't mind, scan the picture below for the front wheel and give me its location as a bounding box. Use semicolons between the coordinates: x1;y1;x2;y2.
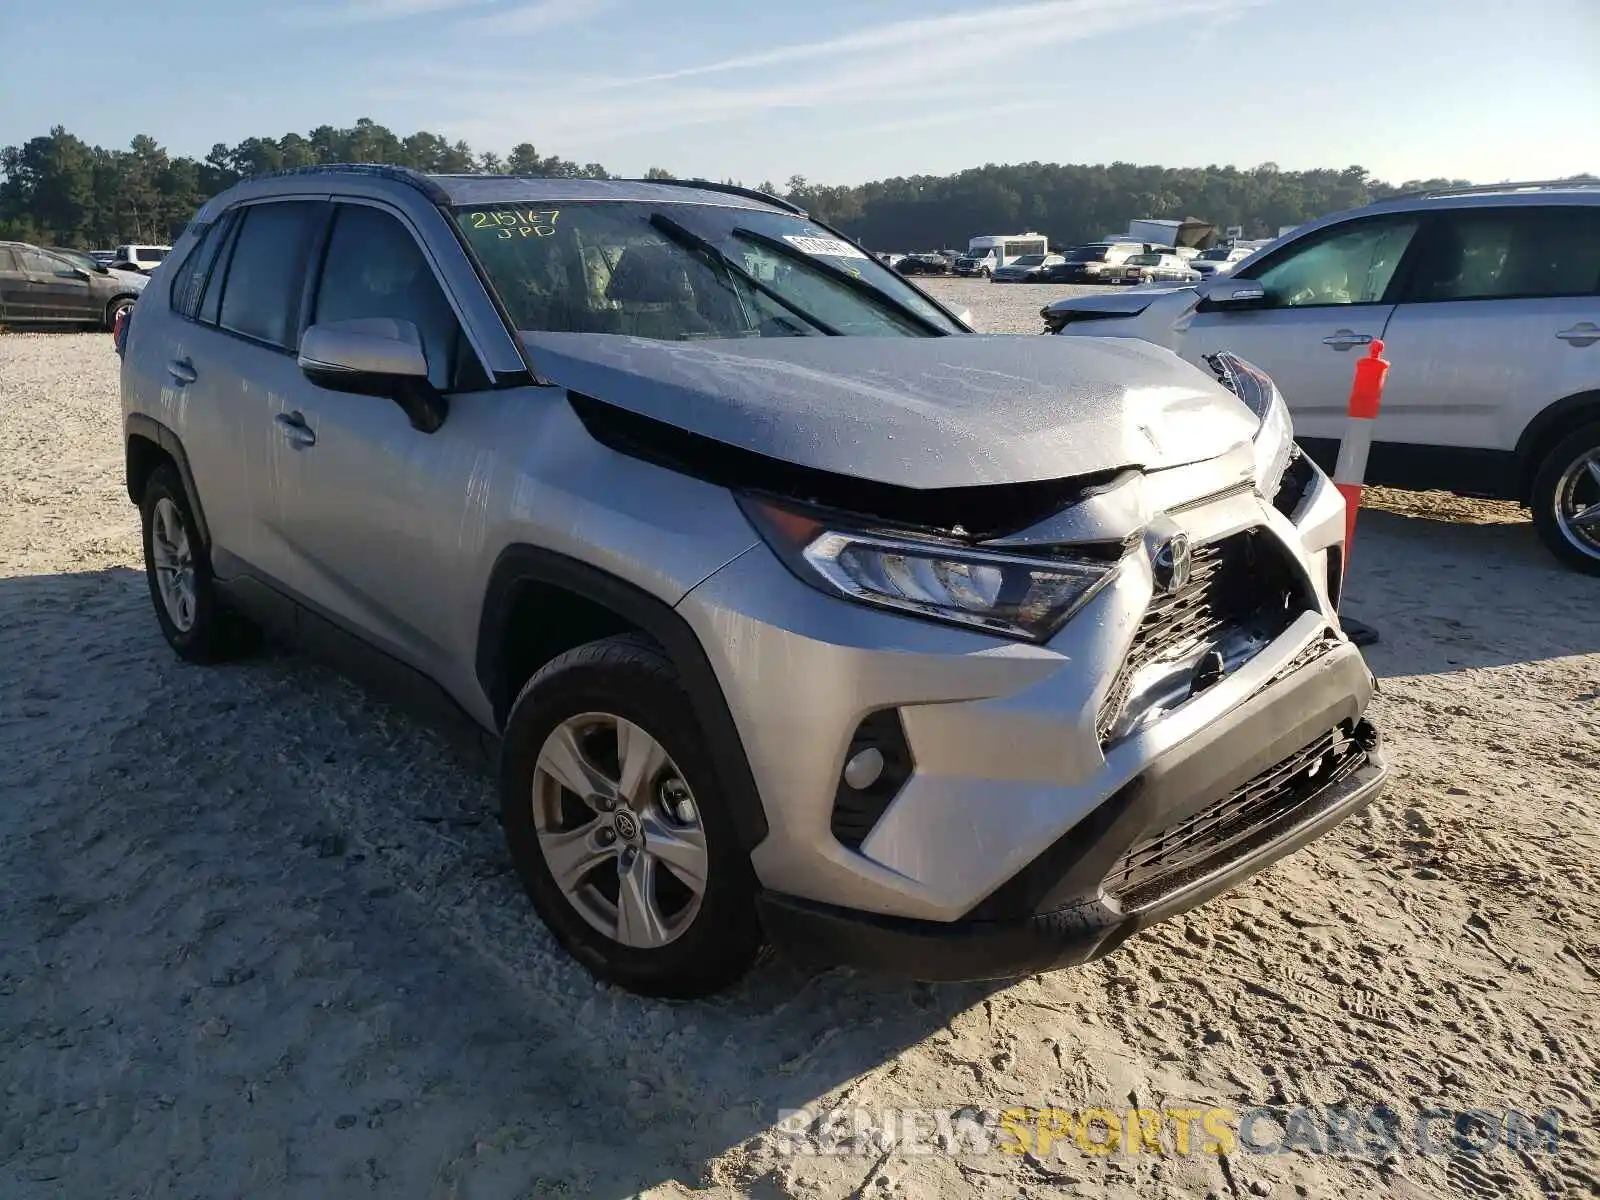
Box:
1530;422;1600;575
499;634;763;997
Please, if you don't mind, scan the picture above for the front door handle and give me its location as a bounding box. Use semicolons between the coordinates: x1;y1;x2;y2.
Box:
1322;330;1374;350
166;357;197;385
274;411;317;449
1556;322;1600;347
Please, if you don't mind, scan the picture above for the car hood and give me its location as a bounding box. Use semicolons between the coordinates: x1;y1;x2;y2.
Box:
109;268;149;290
520;332;1257;489
1042;281;1197;317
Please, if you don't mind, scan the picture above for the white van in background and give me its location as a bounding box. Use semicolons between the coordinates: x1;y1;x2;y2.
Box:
953;232;1048;277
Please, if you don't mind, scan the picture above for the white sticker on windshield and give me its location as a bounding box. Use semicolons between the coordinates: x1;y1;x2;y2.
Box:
783;235;869;261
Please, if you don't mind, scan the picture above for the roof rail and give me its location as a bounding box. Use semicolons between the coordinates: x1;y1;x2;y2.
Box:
245;162;451;204
1392;178;1600;201
618;177;808;216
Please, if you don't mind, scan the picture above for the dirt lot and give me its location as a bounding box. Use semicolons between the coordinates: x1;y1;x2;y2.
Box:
2;319;1597;1200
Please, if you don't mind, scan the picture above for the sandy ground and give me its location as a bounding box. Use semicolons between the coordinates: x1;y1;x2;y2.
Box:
1;317;1597;1200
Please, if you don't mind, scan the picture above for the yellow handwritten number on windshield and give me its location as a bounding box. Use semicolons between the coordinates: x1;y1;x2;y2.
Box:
467;210;560;240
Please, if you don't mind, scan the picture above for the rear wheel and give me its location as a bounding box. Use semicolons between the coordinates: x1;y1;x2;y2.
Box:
499;634;763;997
1530;421;1600;576
105;296;135;332
139;465;259;661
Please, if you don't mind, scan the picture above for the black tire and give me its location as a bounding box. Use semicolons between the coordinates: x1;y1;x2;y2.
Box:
1530;421;1600;576
139;464;259;662
105;296;135;332
499;633;763;998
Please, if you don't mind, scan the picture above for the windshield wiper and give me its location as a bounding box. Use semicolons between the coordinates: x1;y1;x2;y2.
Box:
647;213;838;337
731;227;951;337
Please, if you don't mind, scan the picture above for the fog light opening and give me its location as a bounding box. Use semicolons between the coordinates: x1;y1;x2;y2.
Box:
842;747;886;791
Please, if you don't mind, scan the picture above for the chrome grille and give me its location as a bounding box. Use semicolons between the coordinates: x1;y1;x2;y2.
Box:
1097;530;1305;745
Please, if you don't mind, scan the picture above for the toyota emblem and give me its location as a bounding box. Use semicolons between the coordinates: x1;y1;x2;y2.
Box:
1152;533;1193;594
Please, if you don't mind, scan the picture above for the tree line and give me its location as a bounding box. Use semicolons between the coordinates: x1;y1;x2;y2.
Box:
3;118;1591;254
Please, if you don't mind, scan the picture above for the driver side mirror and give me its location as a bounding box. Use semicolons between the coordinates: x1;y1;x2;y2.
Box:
298;317;449;434
1196;276;1269;312
61;267;91;281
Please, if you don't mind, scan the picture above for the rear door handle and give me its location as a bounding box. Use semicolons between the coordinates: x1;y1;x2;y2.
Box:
1556;322;1600;346
166;357;197;385
274;411;317;449
1322;330;1374;350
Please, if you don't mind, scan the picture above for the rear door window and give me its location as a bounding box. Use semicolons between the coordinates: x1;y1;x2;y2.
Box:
199;216;245;327
216;202;322;348
169;214;238;320
1398;206;1600;302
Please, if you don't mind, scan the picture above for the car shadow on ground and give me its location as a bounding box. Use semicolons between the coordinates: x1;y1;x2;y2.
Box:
0;564;1007;1197
1338;508;1597;677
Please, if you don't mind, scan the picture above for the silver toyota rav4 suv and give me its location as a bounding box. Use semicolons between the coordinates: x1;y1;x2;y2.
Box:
119;166;1388;997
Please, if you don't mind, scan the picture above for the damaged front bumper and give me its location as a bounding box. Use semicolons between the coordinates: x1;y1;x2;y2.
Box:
675;444;1378;978
758;664;1386;982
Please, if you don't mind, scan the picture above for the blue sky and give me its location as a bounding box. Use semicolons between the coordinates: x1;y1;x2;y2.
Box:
2;0;1594;185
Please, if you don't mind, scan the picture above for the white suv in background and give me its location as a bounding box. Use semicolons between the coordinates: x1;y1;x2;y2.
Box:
111;244;171;274
1043;183;1600;573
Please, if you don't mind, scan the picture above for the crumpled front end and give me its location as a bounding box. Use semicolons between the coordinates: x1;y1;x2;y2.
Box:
676;426;1384;978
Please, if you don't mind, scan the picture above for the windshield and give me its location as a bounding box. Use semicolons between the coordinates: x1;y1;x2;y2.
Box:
1010;255;1046;267
454;202;961;339
1064;246;1108;262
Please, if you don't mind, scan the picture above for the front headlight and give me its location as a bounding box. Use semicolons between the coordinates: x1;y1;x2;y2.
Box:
739;497;1115;642
1251;381;1295;496
1205;352;1296;496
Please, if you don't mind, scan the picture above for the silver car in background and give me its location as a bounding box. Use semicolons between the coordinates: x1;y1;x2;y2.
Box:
1110;251;1202;285
119;166;1387;996
1189;245;1254;278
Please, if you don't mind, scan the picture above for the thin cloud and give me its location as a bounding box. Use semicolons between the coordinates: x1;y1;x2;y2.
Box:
434;0;1268;146
454;0;615;35
612;0;1191;87
284;0;489;28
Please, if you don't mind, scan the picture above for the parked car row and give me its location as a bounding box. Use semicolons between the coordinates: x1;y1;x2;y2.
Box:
971;239;1254;286
1041;180;1600;576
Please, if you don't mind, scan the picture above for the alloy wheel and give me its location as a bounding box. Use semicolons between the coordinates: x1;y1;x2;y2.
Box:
150;497;197;632
1553;447;1600;560
531;712;708;949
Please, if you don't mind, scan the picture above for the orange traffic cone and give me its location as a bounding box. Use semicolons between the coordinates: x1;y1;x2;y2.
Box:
1332;340;1391;648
